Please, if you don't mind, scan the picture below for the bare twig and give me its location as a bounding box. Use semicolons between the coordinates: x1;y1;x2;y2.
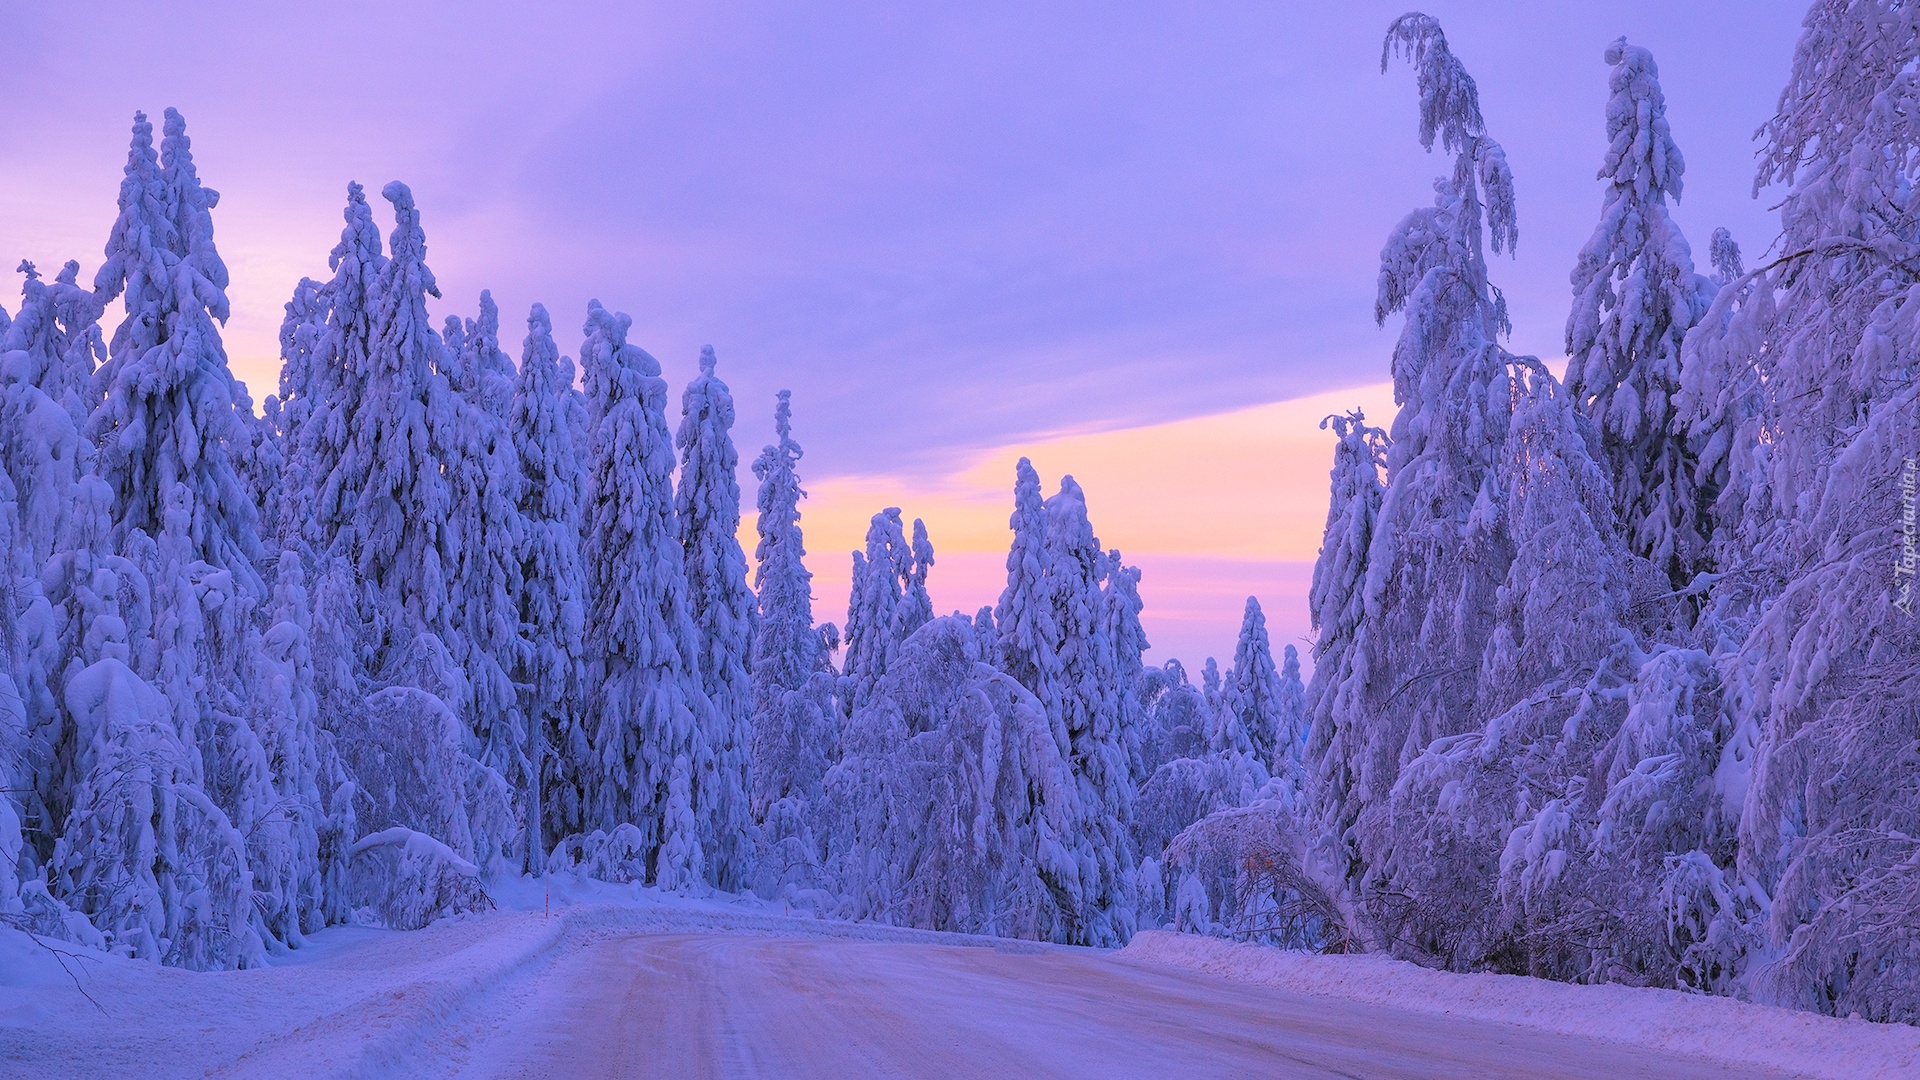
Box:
24;932;107;1015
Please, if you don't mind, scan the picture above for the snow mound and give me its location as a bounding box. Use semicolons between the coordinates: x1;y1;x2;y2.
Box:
1119;930;1920;1080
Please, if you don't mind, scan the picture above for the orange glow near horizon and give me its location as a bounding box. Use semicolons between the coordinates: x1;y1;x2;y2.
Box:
768;380;1399;668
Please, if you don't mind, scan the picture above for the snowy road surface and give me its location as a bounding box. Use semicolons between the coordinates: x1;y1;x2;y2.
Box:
442;932;1784;1079
11;897;1901;1078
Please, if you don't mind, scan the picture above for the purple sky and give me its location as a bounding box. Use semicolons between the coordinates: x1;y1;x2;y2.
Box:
2;2;1807;665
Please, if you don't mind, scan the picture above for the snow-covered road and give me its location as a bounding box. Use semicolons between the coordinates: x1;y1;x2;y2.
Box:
13;896;1910;1078
439;931;1783;1079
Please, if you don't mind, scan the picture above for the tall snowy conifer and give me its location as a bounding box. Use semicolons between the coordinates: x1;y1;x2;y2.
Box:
441;292;529;860
1306;409;1384;888
271;277;327;548
1275;645;1307;770
1303;20;1642;964
673;345;755;889
897;519;935;641
578;300;723;890
90;109;264;594
1223;597;1287;774
87;110;286;961
747;391;837;839
509;303;586;866
1043;475;1137;945
305;184;518;888
1099;549;1149;788
1327;16;1525;912
843;508;914;711
1565;39;1718;595
996;459;1062;743
295;184;383;563
990;465;1145;943
343;181;459;670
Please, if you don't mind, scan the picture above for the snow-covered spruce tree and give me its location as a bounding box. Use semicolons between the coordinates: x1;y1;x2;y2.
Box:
91;110;264;597
1312;19;1689;974
0;263;99;581
1323;15;1527;947
509;303;586;869
1304;411;1385;892
1565;38;1719;598
576;300;724;890
338;181;460;677
674;344;754;890
86;109;292;962
1043;476;1139;945
1105;554;1151;814
842;507;913;713
313;183;512;906
1099;547;1150;782
451;289;518;419
986;464;1157;942
1223;597;1288;777
824;614;1084;938
440;293;529;871
996;459;1062;737
1202;659;1257;763
1275;645;1308;778
897;518;935;641
270;277;328;549
1677;0;1920;1022
281;188;386;801
746;391;838;896
748;391;823;727
292;184;383;563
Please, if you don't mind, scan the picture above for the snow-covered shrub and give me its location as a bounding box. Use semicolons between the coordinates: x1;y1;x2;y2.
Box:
549;823;652;885
750;794;827;901
332;665;514;879
1744;679;1920;1024
53;657;260;969
349;827;491;930
825;615;1083;940
1163;792;1349;952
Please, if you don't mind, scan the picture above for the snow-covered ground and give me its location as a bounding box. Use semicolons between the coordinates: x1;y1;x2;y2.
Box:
5;880;1914;1079
1122;931;1920;1080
